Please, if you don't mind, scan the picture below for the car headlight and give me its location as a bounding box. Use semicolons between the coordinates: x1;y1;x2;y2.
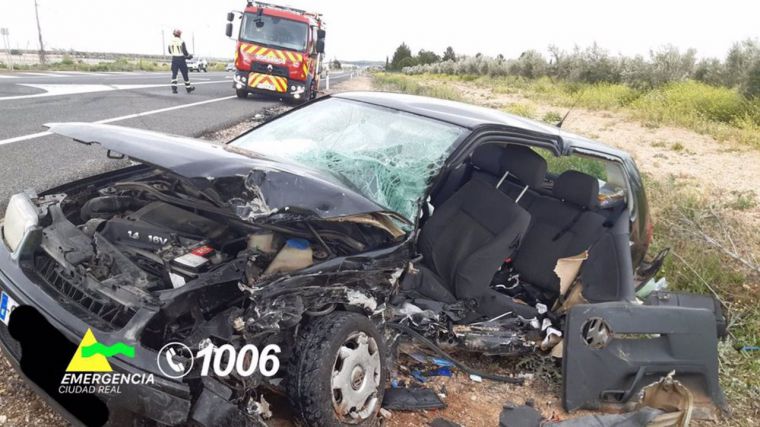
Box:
2;193;39;254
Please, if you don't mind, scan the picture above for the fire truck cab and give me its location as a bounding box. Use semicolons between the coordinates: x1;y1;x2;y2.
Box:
226;1;325;102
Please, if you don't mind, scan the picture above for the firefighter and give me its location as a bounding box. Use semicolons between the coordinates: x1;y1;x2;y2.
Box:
168;29;195;94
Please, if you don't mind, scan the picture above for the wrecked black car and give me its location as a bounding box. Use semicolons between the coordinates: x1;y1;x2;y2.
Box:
0;92;726;426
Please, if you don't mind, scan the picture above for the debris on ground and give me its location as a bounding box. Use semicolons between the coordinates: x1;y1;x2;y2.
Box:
499;401;543;427
200;104;289;142
383;387;447;411
429;417;463;427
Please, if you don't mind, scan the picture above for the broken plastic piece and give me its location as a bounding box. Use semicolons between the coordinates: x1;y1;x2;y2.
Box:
430;418;462;427
498;402;543;427
535;302;548;314
411;369;428;383
635;276;668;299
426;367;453;377
469;374;483;383
545;407;664;426
638;371;694;426
382;387;446;411
554;251;589;296
431;357;455;367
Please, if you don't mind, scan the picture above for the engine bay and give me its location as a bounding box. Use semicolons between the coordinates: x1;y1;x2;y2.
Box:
23;168;406;338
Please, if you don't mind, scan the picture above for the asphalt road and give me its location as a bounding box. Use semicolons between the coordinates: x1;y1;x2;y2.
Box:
0;70;353;213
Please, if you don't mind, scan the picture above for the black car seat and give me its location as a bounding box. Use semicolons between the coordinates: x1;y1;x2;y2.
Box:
414;175;534;318
512;170;607;302
430;144;547;209
471;144;547;208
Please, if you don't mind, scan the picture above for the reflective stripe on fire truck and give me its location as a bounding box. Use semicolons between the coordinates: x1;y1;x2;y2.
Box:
302;60;309;78
248;73;288;92
241;43;303;63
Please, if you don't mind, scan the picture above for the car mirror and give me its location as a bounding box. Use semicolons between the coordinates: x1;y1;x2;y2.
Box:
225;23;233;38
317;29;326;40
315;39;325;54
226;12;234;22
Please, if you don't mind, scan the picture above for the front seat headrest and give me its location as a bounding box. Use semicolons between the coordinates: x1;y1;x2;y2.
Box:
471;144;505;176
553;170;600;209
500;145;548;189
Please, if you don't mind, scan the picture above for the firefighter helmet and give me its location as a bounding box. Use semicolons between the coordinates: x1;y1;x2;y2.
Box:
173;29;182;37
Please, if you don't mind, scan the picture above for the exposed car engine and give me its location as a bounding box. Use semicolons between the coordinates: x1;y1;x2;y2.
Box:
27;169;405;351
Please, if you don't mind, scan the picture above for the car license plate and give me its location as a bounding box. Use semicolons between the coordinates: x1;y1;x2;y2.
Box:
0;290;19;326
256;82;276;91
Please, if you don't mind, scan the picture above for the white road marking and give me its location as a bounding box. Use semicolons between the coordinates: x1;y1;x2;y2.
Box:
0;80;229;101
21;72;67;77
0;95;236;146
55;71;108;76
95;95;236;124
0;75;18;79
0;130;53;145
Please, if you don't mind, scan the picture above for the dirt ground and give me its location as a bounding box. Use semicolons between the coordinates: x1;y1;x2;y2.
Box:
1;74;751;426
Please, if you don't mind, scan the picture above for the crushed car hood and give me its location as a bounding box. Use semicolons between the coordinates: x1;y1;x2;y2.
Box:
45;122;389;219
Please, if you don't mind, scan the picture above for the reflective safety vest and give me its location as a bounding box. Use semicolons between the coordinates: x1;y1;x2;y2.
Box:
168;37;185;57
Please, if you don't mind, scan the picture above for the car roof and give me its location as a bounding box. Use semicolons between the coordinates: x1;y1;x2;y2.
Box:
332;91;631;160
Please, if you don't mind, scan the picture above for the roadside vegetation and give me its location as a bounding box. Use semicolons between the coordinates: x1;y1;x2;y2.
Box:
374;49;760;420
0;54;229;73
382;40;760;149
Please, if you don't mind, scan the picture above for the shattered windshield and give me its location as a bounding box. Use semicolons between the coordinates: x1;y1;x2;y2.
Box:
230;98;467;220
241;13;308;51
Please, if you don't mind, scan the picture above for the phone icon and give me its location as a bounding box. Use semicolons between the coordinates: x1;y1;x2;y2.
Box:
157;342;193;378
165;348;185;373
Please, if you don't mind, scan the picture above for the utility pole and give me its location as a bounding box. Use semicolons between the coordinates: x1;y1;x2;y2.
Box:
1;28;12;71
192;33;196;54
161;29;165;56
34;0;46;64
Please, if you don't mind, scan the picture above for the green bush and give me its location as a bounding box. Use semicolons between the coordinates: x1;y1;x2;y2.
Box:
632;80;747;124
372;72;461;101
502;103;536;118
542;111;563;124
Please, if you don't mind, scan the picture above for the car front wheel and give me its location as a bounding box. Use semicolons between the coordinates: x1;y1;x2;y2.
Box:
288;311;386;426
236;89;248;99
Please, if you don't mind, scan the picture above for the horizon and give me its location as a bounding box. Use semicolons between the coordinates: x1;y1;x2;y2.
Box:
1;0;758;62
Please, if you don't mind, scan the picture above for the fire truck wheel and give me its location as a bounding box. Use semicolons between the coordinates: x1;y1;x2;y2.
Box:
236;89;248;99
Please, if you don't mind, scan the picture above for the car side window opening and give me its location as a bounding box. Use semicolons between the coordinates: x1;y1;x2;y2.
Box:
533;147;628;210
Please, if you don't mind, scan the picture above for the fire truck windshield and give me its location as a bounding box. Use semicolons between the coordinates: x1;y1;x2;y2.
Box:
241;13;309;51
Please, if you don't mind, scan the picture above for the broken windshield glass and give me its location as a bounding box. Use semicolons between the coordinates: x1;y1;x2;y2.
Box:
230;98;467;220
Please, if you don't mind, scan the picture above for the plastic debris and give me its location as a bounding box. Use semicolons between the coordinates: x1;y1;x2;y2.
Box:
382;387;447;411
411;369;428;383
469;374;483;383
535;303;548;314
430;418;463;427
499;401;543;427
635;277;668;299
431;357;455;367
425;366;453;377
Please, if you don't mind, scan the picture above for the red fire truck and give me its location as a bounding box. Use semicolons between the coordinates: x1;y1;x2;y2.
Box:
225;1;325;102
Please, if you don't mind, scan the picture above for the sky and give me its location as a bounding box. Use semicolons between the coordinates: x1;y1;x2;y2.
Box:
0;0;758;62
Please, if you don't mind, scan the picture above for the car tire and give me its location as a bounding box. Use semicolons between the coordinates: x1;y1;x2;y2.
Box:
287;311;386;427
236;89;248;99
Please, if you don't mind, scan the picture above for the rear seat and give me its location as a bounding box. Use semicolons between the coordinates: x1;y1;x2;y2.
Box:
470;144;547;209
512;170;607;301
